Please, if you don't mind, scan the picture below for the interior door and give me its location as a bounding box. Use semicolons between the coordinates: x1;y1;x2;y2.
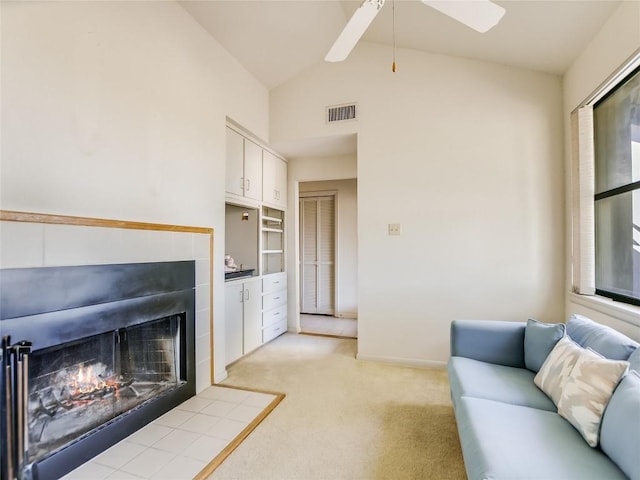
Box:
300;195;335;314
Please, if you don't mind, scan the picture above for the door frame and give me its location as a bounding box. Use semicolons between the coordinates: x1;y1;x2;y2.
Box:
299;190;338;316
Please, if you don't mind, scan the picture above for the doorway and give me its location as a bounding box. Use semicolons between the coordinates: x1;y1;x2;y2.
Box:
298;180;358;339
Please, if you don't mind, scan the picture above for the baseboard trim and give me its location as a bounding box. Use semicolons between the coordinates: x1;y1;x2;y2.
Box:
299;331;357;340
213;370;228;384
356;353;446;369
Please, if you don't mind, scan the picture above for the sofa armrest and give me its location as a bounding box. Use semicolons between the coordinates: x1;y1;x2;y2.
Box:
450;320;526;368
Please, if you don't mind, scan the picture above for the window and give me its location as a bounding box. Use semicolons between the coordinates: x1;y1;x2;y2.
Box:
593;66;640;306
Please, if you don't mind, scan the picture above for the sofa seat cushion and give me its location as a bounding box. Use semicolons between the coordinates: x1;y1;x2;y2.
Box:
455;396;626;480
449;356;555;412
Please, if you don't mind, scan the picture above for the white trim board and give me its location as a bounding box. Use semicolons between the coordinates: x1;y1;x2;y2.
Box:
356;353;446;369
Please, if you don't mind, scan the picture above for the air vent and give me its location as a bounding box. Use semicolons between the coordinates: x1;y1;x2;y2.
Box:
327;103;357;123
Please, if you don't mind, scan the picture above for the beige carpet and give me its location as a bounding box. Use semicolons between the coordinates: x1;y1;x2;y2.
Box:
209;333;466;480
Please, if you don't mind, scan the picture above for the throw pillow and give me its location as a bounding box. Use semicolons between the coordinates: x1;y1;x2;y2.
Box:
557;347;629;447
524;319;566;372
600;370;640;480
534;335;583;406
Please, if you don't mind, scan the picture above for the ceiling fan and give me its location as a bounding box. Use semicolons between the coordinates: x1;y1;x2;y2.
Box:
325;0;506;62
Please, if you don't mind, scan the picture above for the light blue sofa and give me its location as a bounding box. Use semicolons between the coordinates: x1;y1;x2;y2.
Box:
448;314;640;480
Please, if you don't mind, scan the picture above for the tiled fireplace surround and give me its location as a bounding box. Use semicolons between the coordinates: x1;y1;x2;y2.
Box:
0;214;214;393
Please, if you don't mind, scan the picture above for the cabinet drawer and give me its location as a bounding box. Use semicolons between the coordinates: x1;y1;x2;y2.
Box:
263;305;286;328
263;273;286;293
263;318;287;343
263;291;286;311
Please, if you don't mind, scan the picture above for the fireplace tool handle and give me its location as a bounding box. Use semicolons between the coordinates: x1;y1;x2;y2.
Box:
3;336;15;480
3;339;32;480
14;341;32;476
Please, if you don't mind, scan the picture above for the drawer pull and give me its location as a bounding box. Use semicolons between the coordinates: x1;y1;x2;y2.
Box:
274;296;280;300
273;312;280;316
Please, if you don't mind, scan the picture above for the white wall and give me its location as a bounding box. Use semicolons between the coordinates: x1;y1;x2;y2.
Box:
273;43;565;366
299;178;358;318
563;1;640;341
1;1;270;383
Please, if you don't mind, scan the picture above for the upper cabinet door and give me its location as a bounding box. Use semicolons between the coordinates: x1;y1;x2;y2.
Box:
243;139;263;202
263;150;287;208
274;154;287;207
225;128;244;197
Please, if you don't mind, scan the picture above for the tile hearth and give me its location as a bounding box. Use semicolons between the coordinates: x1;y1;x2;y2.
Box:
62;386;281;480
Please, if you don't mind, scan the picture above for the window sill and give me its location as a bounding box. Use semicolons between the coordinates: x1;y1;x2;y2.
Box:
569;292;640;328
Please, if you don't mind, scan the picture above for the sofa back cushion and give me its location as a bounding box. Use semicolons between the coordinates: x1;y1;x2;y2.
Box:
566;315;638;360
600;370;640;479
524;319;566;372
627;347;640;374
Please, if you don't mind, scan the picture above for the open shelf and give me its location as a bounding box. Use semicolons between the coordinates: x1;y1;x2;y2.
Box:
262;206;284;275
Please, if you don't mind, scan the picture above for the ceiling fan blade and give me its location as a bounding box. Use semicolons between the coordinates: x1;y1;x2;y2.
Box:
325;0;385;62
421;0;505;33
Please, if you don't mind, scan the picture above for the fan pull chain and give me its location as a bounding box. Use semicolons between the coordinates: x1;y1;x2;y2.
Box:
392;0;397;72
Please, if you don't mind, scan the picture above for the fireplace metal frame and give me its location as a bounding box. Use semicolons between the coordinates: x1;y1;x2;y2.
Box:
0;261;196;480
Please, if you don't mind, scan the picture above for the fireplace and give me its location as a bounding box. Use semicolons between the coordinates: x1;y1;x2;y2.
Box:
0;262;196;480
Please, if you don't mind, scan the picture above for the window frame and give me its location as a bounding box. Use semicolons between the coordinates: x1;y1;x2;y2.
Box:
571;51;640;312
592;65;640;307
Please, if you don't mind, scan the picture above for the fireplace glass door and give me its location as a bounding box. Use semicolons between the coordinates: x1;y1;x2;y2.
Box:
27;314;185;465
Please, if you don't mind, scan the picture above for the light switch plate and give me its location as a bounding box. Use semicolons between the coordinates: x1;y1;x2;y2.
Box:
388;223;401;236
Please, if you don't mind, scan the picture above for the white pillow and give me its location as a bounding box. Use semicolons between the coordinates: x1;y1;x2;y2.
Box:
557;347;629;447
534;336;583;406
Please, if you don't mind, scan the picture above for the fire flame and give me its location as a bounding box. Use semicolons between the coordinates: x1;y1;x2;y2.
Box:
67;364;116;400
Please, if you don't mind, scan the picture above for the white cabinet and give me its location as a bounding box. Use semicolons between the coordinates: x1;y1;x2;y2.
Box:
262;272;287;343
225;123;288;362
225;277;262;365
263;150;287;208
226;127;262;202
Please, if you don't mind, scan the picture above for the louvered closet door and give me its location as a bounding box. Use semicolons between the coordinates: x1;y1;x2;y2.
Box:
300;196;335;314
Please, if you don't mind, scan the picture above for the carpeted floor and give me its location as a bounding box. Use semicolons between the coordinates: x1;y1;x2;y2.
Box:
209;333;466;480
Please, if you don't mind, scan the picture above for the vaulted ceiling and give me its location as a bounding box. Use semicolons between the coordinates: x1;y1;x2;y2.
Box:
179;0;621;158
180;0;621;90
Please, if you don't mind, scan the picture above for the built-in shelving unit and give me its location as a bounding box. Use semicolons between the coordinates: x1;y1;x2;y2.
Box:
261;207;285;275
224;123;288;366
